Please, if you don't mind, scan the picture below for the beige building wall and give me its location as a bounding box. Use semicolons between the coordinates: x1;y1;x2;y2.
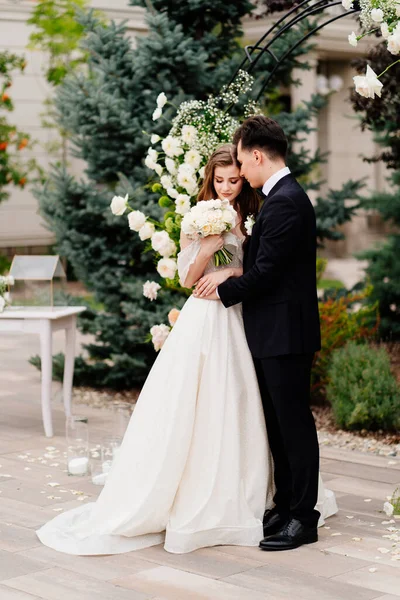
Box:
0;2;388;258
0;0;146;252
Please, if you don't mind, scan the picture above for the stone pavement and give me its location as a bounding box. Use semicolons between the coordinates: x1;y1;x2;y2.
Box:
1;329;400;600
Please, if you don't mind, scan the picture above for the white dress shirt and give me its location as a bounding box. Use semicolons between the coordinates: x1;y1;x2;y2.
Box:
215;166;291;299
262;166;291;198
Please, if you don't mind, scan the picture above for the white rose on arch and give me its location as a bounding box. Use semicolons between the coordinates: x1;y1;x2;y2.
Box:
175;194;191;215
110;194;128;216
128;210;146;232
139;222;155;240
157;257;178;279
143;280;161;301
156;92;167;109
353;65;383;99
151;231;177;257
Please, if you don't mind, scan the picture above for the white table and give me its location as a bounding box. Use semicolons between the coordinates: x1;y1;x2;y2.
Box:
0;306;86;437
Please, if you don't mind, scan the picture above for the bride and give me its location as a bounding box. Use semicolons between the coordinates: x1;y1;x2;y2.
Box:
37;144;336;556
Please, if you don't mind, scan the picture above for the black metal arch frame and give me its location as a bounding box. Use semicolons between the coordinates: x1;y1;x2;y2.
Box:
230;0;361;101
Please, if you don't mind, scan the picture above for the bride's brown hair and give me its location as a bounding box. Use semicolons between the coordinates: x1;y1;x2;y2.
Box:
197;144;261;239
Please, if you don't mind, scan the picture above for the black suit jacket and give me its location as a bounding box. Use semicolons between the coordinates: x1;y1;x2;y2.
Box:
218;174;321;358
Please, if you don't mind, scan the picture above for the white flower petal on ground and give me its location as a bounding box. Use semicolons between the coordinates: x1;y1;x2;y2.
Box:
348;32;358;47
342;0;353;9
152;107;162;121
143;280;161;301
110;194;128;216
156;257;177;279
138;222;155;240
353;65;383;99
384;501;394;517
156;92;167;109
128;210;146;232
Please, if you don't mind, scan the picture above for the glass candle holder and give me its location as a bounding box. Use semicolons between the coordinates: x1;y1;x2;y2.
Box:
112;401;132;439
66;415;89;476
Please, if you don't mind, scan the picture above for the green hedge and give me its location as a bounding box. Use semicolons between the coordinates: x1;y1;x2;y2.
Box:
327;342;400;431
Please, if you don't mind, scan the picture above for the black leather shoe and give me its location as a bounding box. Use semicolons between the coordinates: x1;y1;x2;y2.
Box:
262;507;289;538
259;517;317;551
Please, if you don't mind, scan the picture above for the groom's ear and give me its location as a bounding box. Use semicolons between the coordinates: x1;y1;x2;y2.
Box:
253;149;263;164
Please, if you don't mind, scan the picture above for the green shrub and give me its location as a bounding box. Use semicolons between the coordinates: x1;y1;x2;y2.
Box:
327;341;400;431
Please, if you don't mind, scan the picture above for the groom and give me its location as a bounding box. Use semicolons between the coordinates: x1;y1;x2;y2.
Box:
197;115;321;551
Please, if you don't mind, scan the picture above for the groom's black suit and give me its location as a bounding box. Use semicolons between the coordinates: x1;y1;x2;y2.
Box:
218;173;321;527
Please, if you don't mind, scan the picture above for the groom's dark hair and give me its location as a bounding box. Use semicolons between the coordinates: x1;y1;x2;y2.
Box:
233;115;288;161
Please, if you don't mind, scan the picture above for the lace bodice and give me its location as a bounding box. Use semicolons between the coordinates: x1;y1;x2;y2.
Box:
177;232;243;287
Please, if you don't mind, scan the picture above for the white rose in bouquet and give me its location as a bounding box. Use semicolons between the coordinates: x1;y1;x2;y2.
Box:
143;280;161;301
157;258;178;279
370;8;384;23
150;323;170;351
128;210;146;232
139;222;155;240
181;199;237;266
110;194;128;216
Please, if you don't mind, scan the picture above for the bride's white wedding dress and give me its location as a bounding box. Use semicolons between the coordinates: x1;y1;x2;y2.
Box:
37;233;337;556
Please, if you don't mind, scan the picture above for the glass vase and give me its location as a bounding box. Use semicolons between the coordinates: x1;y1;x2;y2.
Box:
66;415;89;476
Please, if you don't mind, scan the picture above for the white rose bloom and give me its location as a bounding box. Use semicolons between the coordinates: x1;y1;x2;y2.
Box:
151;231;176;257
0;296;5;313
341;0;353;9
165;158;177;175
161;175;173;190
381;22;390;39
353;65;383;99
151;134;161;144
348;32;358;47
185;149;202;169
370;8;384;23
152;107;162;121
5;275;14;286
175;194;191;215
157;258;177;279
150;323;170;351
154;163;163;177
178;174;198;196
110;193;128;216
181;125;197;145
156;92;167;109
145;155;157;171
147;147;158;162
143;280;161;301
178;162;195;176
167;187;179;199
138;221;155;240
162;136;183;158
388;28;400;55
128;210;146;232
198;166;205;179
383;501;394;516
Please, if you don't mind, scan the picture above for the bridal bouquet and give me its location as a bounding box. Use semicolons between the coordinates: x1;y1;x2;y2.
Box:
0;275;14;313
181;199;237;266
343;0;400;98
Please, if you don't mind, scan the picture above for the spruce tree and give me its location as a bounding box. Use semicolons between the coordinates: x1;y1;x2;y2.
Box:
351;44;400;339
34;3;363;388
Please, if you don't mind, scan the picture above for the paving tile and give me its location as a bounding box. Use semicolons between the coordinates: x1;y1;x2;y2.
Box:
326;477;394;501
3;567;149;600
321;458;400;484
223;563;382;600
0;549;48;582
0;522;41;553
112;565;274;600
321;448;400;471
130;543;265;578
332;564;400;596
17;546;156;581
325;535;400;568
0;586;43;600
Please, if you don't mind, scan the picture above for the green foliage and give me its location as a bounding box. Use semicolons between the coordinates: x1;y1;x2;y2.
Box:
0;253;11;275
316;257;327;282
312;290;379;399
327;341;400;431
27;0;91;86
0;52;42;204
